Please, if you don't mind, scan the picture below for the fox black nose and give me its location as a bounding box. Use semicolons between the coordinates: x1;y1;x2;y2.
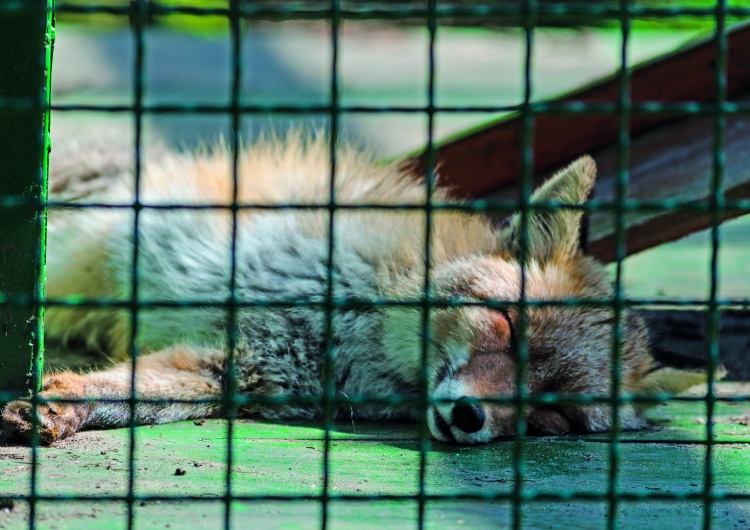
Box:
451;397;486;433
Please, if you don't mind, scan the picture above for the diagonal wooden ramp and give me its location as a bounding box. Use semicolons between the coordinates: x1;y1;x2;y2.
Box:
404;23;750;262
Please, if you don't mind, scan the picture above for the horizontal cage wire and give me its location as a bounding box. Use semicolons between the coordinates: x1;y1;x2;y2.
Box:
0;2;748;530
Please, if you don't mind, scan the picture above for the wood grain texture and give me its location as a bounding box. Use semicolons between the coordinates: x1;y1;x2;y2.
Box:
585;109;750;261
486;107;750;261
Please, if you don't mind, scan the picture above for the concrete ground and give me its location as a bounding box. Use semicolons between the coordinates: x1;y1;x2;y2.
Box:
0;383;748;529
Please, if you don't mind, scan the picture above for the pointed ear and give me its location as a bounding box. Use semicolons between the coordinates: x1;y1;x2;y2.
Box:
497;155;596;261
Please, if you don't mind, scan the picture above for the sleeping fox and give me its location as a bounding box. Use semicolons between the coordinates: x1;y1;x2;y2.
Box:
2;135;710;444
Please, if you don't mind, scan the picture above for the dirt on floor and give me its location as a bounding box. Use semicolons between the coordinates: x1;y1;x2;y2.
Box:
0;384;748;529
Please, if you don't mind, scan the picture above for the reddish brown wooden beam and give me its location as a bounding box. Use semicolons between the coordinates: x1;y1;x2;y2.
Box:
482;106;750;261
404;23;750;198
586;110;750;261
588;182;750;262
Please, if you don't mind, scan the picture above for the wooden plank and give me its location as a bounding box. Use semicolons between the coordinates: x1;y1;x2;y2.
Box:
586;110;750;261
404;22;750;199
0;0;52;397
485;104;750;261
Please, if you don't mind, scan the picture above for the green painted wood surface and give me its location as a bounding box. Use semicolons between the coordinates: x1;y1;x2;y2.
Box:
0;0;52;397
0;383;747;529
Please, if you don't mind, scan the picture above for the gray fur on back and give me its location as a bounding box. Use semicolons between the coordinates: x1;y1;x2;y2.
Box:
110;210;418;422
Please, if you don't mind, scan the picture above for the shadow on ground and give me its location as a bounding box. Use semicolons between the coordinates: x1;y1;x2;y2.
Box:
1;384;748;529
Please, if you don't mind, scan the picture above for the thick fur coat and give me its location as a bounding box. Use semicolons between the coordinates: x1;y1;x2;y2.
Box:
2;135;709;444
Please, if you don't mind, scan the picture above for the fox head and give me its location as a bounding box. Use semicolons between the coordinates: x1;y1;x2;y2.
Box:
426;156;711;444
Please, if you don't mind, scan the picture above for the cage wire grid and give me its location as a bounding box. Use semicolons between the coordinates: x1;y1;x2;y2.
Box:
0;1;749;530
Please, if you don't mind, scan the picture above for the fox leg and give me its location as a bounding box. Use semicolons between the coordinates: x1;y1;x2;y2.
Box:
2;344;226;444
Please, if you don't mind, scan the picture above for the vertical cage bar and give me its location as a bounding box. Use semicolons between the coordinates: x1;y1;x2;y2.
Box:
607;0;631;528
704;0;728;528
0;3;53;529
0;0;51;399
512;0;536;528
126;0;146;528
29;7;53;529
417;1;438;528
322;1;341;528
224;1;244;528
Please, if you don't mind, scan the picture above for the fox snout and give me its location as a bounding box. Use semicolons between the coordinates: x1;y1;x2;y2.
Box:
428;343;579;444
429;353;518;444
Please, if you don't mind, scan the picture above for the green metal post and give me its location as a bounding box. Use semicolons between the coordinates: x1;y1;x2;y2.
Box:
0;0;53;398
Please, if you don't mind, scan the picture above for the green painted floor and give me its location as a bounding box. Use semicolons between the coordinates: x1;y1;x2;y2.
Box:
0;384;748;530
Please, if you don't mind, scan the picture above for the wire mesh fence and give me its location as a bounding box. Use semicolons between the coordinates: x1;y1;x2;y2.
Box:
1;1;749;529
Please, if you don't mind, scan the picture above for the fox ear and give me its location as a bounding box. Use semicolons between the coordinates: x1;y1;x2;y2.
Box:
497;155;596;261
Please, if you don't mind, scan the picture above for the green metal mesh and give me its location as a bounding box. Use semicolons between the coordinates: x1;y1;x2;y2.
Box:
1;1;749;530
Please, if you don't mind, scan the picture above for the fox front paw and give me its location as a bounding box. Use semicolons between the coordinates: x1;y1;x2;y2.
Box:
2;376;89;444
